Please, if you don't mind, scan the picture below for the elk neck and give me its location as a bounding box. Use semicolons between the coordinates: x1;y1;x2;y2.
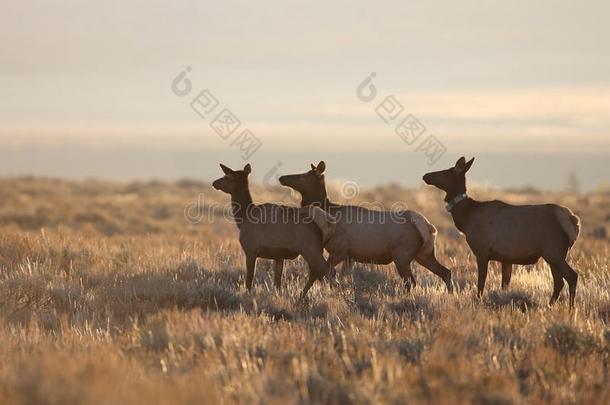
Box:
300;180;332;209
445;186;475;234
230;186;254;227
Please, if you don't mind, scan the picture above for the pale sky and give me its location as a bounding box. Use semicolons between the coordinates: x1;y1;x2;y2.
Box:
0;1;609;186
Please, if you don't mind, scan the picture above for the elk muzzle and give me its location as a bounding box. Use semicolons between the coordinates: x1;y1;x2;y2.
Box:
422;173;434;185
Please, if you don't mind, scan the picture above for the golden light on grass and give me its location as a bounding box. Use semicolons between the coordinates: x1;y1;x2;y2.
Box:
0;178;608;404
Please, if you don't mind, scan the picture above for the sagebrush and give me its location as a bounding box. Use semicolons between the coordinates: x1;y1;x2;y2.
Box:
0;177;609;404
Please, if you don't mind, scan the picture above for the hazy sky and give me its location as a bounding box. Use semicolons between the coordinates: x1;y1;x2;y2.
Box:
0;1;609;186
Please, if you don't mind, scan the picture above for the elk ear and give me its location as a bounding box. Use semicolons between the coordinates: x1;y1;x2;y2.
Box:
455;157;466;169
316;161;326;174
464;157;475;172
220;163;233;174
243;163;251;175
310;163;317;170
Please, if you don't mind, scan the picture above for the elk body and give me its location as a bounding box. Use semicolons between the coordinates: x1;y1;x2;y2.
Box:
213;163;336;298
423;157;580;307
279;162;453;292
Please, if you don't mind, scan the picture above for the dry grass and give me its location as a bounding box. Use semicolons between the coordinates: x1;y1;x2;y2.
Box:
0;177;609;404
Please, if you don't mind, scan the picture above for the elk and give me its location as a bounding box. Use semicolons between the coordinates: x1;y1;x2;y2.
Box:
423;157;580;307
278;161;453;292
212;163;336;299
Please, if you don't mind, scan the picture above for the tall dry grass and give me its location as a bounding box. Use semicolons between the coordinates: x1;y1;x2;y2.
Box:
0;177;609;404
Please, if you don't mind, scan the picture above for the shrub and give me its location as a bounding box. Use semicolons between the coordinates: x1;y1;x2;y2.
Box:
545;324;598;357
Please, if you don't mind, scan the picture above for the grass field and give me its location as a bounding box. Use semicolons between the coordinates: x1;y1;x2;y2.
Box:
0;177;609;404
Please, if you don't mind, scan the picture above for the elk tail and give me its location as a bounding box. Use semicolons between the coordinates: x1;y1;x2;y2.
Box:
554;205;580;248
300;206;337;244
410;211;437;256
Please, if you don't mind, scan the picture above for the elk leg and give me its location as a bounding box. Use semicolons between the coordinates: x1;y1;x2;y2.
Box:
415;250;453;293
548;262;565;305
565;263;578;309
559;260;578;308
245;255;257;291
476;256;489;298
340;257;353;277
501;262;512;290
326;252;345;280
300;273;317;301
395;261;415;291
300;251;331;299
393;247;419;291
273;259;284;291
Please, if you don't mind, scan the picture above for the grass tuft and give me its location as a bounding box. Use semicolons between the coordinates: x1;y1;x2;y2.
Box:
0;177;608;404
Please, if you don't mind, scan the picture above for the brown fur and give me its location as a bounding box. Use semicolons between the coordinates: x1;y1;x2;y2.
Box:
553;206;580;247
423;157;580;307
410;211;437;256
279;161;453;292
304;205;337;244
213;163;335;298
